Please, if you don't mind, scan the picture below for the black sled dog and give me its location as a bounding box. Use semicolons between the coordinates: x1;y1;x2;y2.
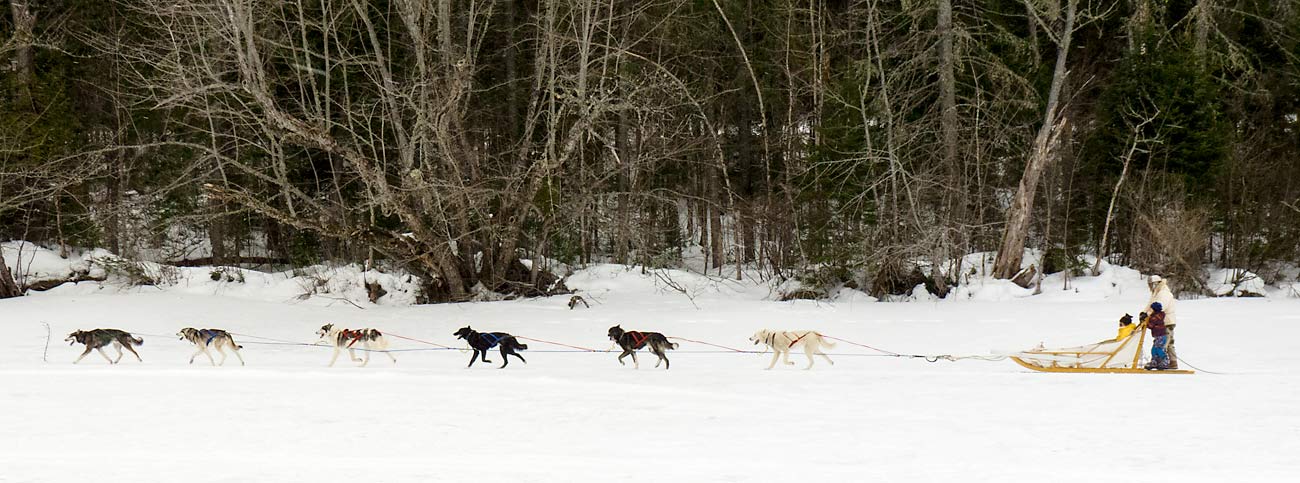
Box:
607;325;677;369
453;326;528;368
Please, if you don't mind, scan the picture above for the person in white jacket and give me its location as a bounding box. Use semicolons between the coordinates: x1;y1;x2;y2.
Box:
1140;275;1178;369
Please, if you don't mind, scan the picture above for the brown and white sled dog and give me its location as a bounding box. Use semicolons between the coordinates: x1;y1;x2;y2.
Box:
749;330;835;370
66;329;143;364
177;328;245;366
316;324;396;367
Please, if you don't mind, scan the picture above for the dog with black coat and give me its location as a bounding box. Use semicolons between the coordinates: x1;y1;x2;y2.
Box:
607;325;677;369
452;326;528;368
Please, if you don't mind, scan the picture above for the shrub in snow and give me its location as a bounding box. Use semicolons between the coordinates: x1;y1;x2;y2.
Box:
90;256;179;287
209;266;245;283
1206;269;1266;297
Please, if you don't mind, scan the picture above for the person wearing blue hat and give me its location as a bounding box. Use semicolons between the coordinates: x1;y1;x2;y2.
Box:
1144;302;1170;370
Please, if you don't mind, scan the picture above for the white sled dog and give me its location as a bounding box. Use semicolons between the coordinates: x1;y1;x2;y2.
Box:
316;324;397;367
177;328;245;366
749;330;835;370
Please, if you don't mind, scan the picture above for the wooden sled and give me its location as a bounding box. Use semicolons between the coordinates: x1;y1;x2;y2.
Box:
1010;356;1194;374
1011;321;1194;374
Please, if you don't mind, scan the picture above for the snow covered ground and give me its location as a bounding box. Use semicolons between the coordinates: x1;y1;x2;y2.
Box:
1;263;1298;482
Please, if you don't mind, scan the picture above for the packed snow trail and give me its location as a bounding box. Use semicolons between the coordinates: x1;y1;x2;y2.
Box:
1;270;1297;482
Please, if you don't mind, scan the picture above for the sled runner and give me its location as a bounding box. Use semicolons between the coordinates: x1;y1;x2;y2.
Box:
1010;322;1193;374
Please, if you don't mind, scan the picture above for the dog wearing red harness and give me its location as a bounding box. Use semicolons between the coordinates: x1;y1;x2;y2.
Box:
316;324;395;367
607;325;677;369
749;330;835;370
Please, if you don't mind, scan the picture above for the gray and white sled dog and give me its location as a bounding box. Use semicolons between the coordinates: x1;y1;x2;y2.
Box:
748;329;835;370
177;328;245;366
66;329;143;364
316;324;396;367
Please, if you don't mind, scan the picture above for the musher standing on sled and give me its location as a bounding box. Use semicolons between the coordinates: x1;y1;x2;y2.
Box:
1141;276;1178;369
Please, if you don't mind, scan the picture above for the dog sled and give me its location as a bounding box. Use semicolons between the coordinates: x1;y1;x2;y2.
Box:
1010;322;1193;374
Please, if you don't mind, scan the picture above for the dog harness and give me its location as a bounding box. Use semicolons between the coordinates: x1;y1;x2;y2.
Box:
787;332;811;346
479;333;503;348
766;332;815;347
340;329;375;348
200;329;219;346
626;331;649;347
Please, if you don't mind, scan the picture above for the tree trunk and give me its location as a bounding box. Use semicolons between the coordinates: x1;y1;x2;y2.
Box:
938;0;958;180
1195;0;1212;62
992;0;1076;279
710;205;724;275
0;249;21;298
9;1;35;107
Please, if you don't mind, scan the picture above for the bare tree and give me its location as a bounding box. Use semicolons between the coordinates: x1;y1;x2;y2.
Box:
1094;101;1161;275
992;0;1077;280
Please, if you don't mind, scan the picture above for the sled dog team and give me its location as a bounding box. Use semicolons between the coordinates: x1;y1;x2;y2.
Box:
63;325;838;370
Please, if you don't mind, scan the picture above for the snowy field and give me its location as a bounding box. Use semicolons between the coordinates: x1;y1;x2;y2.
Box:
1;264;1298;482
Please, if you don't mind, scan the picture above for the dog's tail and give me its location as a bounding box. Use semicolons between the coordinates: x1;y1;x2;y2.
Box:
510;338;528;351
130;336;144;346
816;333;836;349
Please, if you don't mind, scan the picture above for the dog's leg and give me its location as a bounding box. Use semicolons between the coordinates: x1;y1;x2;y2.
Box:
385;349;397;364
200;345;216;366
328;346;341;367
127;344;142;363
349;347;362;363
97;347;115;364
782;347;794;366
654;347;669;370
804;344;817;370
766;349;780;370
498;346;510;368
359;346;371;367
74;346;93;364
112;342;125;364
480;348;492;364
215;344;228;366
507;348;526;365
231;344;245;366
188;345;204;365
467;350;478;368
818;351;834;366
631;350;639;370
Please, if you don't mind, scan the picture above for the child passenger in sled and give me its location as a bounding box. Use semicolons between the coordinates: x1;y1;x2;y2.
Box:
1110;314;1137;342
1144;302;1171;370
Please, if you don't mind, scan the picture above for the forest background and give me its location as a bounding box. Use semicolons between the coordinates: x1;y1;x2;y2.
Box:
2;0;1297;301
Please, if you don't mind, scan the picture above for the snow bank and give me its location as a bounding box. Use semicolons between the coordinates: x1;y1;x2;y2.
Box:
6;241;421;306
11;240;1300;306
1;241;115;285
